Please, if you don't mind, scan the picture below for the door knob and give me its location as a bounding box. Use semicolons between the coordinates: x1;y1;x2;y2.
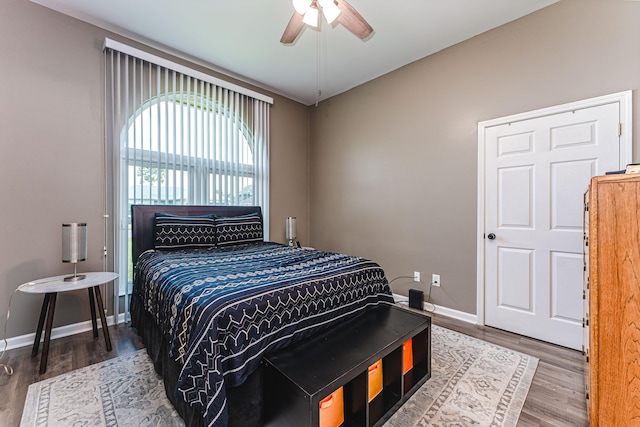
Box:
487;233;496;240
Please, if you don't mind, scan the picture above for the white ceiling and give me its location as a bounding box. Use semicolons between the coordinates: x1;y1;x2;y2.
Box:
32;0;558;106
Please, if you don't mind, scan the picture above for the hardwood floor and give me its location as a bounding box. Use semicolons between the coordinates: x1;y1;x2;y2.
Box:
0;324;145;427
0;313;588;426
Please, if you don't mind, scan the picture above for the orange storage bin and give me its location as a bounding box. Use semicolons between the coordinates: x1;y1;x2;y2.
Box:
368;359;383;402
319;386;344;427
403;338;413;374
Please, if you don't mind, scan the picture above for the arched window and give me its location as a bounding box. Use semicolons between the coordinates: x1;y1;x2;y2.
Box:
120;93;260;285
105;40;272;321
123;94;255;208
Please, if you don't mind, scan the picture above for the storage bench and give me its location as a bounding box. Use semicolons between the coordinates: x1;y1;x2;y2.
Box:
263;304;431;427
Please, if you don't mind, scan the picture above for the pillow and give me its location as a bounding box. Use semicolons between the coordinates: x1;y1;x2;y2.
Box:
215;213;263;246
154;213;217;249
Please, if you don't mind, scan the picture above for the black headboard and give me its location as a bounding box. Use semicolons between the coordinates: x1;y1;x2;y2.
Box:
131;205;263;267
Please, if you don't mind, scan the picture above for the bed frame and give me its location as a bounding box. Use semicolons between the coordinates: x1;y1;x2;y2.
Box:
130;204;265;427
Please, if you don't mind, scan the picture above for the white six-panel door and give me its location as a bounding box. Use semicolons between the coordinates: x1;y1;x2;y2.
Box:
478;92;632;350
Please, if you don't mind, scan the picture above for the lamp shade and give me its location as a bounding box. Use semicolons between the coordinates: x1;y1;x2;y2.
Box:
62;223;87;263
302;5;319;27
286;217;297;240
322;2;341;24
293;0;312;14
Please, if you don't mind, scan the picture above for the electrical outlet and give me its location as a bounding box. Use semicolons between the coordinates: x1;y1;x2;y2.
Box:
413;271;421;282
432;274;441;287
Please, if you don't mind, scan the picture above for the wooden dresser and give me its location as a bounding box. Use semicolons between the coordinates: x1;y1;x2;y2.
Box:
584;174;640;426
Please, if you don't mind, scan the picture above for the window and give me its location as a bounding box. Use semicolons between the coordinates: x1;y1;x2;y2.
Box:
105;39;271;321
120;94;257;288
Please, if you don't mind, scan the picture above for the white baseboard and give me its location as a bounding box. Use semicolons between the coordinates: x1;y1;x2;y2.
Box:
429;304;477;324
3;314;122;352
392;293;477;324
392;293;409;303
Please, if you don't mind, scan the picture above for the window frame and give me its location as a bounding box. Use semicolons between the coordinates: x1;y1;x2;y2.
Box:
118;93;257;294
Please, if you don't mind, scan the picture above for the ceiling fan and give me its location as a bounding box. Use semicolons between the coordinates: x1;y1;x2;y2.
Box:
280;0;374;45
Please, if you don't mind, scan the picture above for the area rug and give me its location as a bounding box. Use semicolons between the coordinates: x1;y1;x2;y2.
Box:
384;325;538;427
21;350;184;427
21;325;537;427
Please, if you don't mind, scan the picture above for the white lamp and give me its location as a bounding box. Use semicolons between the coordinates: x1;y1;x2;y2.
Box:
319;0;341;24
293;0;312;14
302;5;320;27
286;217;299;247
293;0;341;27
62;223;87;281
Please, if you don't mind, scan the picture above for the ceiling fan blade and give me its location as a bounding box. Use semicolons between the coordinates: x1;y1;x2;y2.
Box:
335;0;373;40
280;12;305;44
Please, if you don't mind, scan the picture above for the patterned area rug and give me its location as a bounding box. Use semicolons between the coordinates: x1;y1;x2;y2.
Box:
21;350;184;427
384;325;538;427
21;325;537;427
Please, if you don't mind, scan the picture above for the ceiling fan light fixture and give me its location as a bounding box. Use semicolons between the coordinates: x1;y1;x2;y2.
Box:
281;0;373;45
292;0;312;15
321;2;341;24
302;6;319;27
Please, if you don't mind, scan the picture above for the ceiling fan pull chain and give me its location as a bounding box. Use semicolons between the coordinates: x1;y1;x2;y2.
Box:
316;24;321;107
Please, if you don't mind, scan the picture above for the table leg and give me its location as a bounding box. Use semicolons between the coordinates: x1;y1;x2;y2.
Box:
40;292;57;374
93;286;112;352
88;287;98;339
31;293;50;357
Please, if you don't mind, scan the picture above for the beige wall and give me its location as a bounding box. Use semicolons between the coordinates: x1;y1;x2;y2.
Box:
0;0;309;339
309;0;640;315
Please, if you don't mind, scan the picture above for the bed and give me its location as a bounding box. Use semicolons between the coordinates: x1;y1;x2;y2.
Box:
129;205;395;427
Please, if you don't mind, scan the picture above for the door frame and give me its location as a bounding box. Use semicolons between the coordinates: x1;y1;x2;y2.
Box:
476;90;633;326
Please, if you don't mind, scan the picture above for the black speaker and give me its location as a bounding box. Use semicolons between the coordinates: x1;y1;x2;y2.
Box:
408;289;424;310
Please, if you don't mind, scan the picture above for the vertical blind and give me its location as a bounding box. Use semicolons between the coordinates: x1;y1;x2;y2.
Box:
104;39;272;323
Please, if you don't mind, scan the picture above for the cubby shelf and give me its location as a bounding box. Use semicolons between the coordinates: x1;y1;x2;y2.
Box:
263;304;431;427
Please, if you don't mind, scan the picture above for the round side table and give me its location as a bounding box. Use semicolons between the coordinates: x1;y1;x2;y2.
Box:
19;272;118;374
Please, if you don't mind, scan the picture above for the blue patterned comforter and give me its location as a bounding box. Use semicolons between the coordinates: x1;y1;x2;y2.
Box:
133;242;394;427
